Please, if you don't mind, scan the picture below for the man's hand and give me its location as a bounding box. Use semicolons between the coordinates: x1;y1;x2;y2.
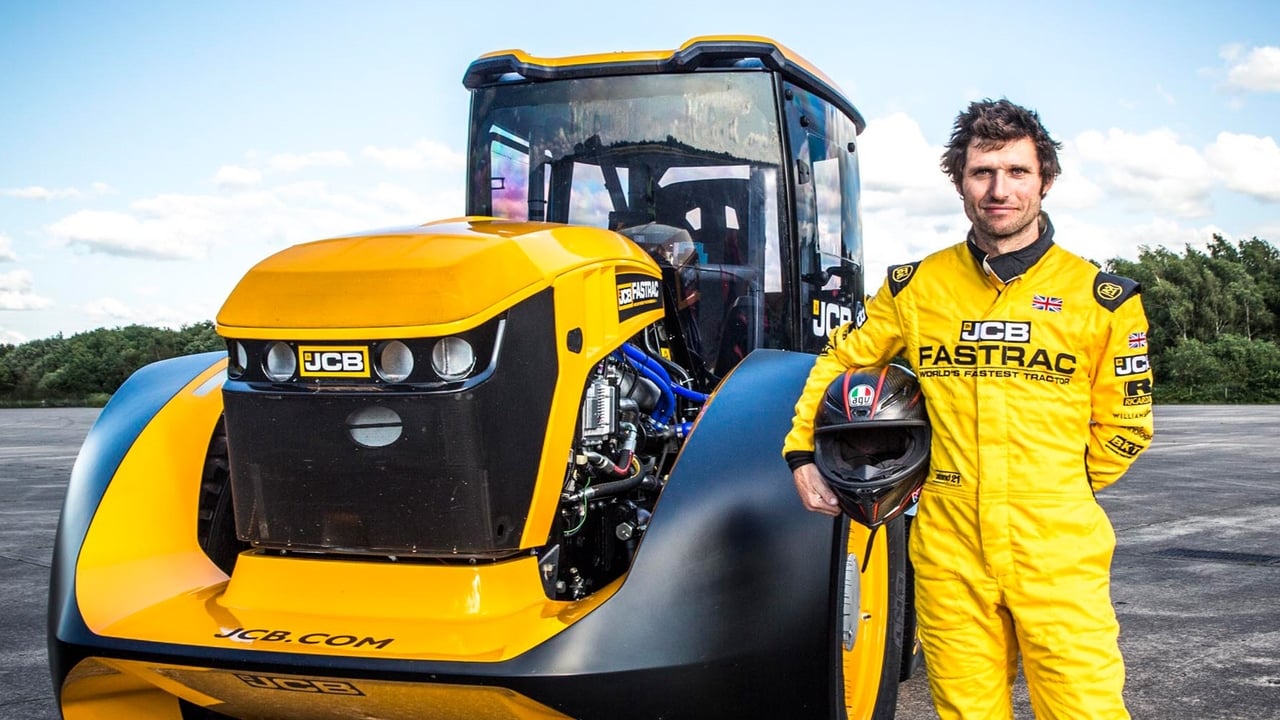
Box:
793;462;841;516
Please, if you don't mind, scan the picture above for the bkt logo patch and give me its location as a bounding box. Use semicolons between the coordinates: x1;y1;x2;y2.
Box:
959;320;1030;343
299;346;370;378
1106;435;1143;457
1114;354;1149;377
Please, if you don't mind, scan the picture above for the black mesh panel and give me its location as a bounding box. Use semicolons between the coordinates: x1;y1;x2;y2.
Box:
223;290;558;556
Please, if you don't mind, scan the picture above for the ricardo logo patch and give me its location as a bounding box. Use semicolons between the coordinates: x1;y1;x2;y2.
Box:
1097;282;1123;302
299;346;370;378
616;273;663;321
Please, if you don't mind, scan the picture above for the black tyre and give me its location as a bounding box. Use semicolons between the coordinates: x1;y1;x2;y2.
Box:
833;514;907;719
898;513;923;681
196;416;248;575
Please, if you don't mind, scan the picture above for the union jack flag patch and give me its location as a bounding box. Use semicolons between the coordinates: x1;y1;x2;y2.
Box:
1128;331;1147;349
1031;294;1063;312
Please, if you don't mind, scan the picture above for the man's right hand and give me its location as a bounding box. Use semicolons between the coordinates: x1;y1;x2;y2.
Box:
792;462;841;517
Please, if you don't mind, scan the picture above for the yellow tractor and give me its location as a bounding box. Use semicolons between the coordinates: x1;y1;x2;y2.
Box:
50;35;917;719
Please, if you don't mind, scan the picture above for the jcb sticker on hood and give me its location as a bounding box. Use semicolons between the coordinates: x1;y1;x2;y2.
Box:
617;273;663;321
238;674;365;696
299;346;370;378
214;627;394;650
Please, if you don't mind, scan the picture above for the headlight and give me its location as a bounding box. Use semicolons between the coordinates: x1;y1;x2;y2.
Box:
263;341;297;382
431;337;475;381
227;341;249;379
376;340;415;383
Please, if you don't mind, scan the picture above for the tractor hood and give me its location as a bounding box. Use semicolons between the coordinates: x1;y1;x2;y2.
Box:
216;218;660;337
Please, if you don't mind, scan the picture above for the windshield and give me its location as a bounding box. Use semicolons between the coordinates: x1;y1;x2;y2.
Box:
467;71;786;380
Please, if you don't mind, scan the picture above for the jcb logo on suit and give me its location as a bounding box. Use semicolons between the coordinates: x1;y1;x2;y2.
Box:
1114;354;1149;376
959;321;1030;343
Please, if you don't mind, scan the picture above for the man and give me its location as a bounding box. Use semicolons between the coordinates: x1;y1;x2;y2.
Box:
782;99;1153;719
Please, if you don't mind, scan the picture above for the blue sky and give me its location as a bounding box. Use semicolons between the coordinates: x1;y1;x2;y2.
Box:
2;0;1278;343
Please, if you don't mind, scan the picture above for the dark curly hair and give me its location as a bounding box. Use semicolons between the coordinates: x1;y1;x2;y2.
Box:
940;99;1062;188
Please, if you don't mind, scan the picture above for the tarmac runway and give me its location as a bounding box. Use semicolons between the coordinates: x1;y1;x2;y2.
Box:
4;405;1278;719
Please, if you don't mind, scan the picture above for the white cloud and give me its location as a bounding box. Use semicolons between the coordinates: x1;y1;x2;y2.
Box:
47;167;465;264
1224;45;1280;93
1204;132;1280;202
1048;146;1104;210
1051;214;1225;266
362;139;465;172
82;296;135;321
862;205;968;290
47;208;212;260
0;233;16;262
80;295;219;330
858;113;957;216
0;327;26;344
268;150;351;173
213;165;262;190
0;269;54;310
1073;128;1215;217
1;185;83;200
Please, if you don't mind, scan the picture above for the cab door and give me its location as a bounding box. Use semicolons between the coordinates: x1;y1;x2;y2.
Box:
781;82;866;353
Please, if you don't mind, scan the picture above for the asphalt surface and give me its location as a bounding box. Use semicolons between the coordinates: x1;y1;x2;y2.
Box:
4;406;1279;719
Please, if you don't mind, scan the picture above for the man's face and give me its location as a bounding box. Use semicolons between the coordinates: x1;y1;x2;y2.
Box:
959;136;1052;250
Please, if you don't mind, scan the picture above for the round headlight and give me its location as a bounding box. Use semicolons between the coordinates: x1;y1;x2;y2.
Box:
227;341;249;379
263;341;297;382
376;340;415;383
431;337;475;381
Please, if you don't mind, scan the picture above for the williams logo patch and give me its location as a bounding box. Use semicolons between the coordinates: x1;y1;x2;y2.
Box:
299;346;370;378
616;273;663;321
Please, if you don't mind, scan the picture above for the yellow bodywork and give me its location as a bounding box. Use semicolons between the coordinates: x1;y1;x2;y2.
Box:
77;219;664;665
475;34;846;99
61;657;572;720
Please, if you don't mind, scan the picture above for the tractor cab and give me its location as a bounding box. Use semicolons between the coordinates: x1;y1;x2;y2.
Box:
464;36;867;389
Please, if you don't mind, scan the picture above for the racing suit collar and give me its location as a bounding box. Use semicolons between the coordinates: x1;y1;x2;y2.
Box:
966;213;1055;284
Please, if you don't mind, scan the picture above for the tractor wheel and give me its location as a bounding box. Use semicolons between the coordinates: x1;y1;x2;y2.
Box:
196;416;248;575
833;514;907;719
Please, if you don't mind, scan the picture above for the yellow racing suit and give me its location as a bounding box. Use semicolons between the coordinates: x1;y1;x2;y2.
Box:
784;216;1153;719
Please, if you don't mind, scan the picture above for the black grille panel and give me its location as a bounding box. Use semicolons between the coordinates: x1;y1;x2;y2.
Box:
222;290;558;556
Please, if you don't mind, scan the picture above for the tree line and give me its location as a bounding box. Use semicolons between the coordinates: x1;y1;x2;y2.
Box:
1106;235;1280;403
1;234;1277;406
0;322;222;407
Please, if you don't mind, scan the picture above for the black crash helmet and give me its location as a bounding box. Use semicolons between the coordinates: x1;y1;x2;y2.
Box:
813;364;930;528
